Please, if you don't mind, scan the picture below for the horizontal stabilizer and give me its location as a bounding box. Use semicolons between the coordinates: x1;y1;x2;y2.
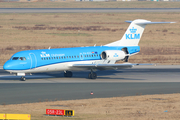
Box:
125;21;176;24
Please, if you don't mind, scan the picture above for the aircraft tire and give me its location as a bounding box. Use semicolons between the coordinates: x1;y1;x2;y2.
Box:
20;76;26;81
88;72;97;79
91;72;97;79
88;73;92;79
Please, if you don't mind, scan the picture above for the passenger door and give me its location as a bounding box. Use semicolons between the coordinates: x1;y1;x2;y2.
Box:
29;53;37;69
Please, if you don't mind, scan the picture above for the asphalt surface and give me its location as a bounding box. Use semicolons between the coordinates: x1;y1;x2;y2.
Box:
0;8;180;13
0;65;180;104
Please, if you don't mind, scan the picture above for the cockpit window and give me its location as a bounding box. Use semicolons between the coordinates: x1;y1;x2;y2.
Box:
12;57;26;60
12;57;19;60
19;57;26;60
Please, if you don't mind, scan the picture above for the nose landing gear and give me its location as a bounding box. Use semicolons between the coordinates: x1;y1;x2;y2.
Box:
20;76;26;81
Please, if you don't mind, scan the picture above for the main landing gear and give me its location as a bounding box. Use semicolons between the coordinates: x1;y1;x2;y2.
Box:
88;69;97;79
64;70;97;79
64;71;73;77
20;76;26;81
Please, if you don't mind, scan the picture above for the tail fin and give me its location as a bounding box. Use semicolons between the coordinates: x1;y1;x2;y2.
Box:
105;19;175;46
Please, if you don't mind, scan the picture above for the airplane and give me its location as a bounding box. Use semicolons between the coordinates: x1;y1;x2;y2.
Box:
3;19;175;81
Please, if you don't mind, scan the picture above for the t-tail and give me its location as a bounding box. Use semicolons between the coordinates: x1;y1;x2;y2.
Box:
105;19;175;46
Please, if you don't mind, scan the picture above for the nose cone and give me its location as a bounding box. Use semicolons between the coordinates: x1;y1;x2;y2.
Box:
3;61;11;70
4;60;29;71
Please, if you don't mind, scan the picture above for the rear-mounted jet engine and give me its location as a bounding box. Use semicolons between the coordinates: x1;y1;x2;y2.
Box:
101;50;126;61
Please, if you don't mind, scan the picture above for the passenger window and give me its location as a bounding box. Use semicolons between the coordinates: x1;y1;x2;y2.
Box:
59;57;61;59
57;57;58;59
44;58;46;60
49;57;51;60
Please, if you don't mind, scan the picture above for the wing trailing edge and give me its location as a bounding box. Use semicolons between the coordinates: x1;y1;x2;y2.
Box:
70;63;152;71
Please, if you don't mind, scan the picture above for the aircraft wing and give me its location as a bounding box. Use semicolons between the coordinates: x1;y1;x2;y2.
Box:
70;63;144;71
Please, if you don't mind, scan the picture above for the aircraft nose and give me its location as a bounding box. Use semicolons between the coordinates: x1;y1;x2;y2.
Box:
3;61;11;70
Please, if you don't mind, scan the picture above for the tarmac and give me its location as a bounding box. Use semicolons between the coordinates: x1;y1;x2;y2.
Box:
0;65;180;104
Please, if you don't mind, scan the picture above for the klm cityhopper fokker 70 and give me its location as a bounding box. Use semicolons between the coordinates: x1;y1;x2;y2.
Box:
3;19;174;81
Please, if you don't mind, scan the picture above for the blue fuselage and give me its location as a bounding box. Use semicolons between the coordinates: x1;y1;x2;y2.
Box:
3;46;140;71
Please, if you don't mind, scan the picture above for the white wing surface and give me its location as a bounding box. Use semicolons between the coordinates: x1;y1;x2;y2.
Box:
70;63;141;71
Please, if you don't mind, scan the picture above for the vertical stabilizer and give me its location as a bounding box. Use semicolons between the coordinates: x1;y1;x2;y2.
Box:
105;19;175;46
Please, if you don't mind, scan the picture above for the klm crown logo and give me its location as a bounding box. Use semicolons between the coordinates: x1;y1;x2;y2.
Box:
40;51;50;57
126;27;140;40
129;27;137;33
114;53;118;57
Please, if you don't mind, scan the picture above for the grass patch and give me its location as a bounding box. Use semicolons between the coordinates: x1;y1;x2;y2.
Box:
0;2;180;8
0;94;180;120
0;12;180;65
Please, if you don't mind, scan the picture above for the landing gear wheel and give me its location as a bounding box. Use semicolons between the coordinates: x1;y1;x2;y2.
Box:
92;72;97;79
20;76;26;81
88;73;92;79
64;71;73;77
88;72;97;79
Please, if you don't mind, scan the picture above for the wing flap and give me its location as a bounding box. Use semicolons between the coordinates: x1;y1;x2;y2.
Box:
70;63;138;70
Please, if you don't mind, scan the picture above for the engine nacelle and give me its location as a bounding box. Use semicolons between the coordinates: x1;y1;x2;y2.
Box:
101;50;126;61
